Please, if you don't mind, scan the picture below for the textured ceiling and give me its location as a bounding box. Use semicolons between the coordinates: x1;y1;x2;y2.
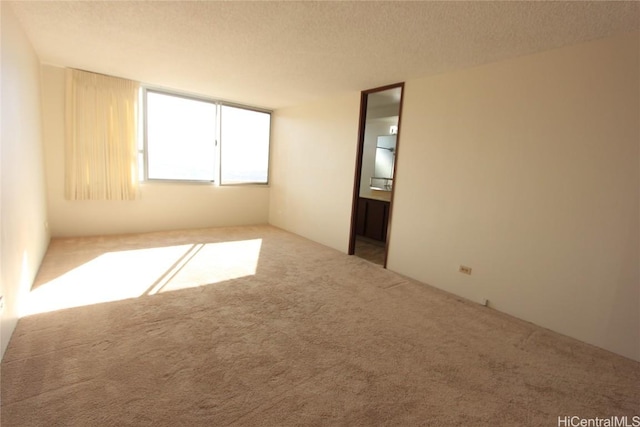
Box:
8;1;640;110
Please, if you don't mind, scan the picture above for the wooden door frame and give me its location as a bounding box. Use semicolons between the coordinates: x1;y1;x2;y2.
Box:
348;82;405;268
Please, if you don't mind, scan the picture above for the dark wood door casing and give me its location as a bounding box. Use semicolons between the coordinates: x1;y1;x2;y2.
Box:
348;82;405;268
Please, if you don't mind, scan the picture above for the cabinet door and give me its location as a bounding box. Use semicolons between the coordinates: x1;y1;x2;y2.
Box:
364;199;388;242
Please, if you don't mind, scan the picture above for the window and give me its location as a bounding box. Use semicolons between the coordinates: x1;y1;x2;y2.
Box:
220;106;270;185
146;91;217;181
143;89;270;184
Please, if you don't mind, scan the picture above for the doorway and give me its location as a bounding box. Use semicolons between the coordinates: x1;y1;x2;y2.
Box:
349;83;404;267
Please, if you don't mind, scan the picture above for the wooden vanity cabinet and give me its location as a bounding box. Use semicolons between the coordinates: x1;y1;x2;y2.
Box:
356;197;390;242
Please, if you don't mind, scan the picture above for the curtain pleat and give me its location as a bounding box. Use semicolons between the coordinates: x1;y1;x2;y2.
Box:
65;69;139;200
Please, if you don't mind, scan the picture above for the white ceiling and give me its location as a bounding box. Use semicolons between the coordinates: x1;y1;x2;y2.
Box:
8;1;639;110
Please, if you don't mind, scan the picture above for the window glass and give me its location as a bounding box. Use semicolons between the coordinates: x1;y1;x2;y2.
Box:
146;91;216;181
220;106;270;185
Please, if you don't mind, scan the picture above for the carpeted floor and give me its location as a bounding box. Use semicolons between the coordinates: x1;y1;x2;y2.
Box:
1;225;638;426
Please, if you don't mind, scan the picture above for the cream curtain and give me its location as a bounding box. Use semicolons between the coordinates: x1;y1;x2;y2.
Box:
65;69;140;200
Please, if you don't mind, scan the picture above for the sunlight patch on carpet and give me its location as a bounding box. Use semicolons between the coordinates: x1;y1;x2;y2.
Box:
23;239;262;316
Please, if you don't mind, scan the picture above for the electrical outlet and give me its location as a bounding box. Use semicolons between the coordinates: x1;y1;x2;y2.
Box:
459;265;472;275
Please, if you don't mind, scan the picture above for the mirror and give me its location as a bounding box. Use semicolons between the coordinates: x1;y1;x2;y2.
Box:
372;135;396;190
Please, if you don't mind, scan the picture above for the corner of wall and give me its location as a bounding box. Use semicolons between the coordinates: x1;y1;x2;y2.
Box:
269;92;361;253
1;2;51;359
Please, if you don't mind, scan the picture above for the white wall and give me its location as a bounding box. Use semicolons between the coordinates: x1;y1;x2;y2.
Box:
41;65;270;237
389;31;639;361
1;4;50;358
269;93;360;252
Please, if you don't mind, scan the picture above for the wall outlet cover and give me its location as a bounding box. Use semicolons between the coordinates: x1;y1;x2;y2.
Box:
459;265;472;275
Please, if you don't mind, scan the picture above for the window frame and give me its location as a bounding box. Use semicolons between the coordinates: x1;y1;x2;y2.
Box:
141;87;271;186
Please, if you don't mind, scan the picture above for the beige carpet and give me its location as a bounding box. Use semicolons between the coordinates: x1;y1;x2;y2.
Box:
1;225;638;426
